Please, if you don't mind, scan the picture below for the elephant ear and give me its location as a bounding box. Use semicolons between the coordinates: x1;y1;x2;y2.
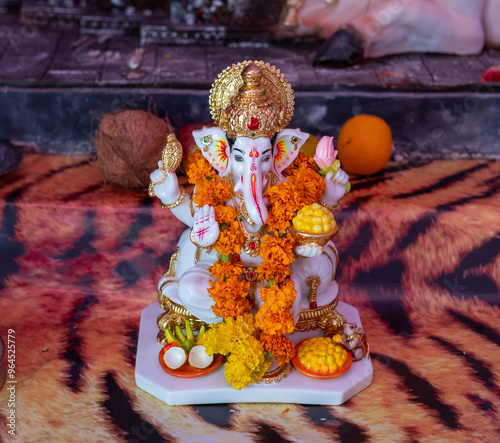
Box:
192;127;231;177
273;129;310;179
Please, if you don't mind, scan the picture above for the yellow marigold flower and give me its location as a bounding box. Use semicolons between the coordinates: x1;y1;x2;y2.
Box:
214;221;244;255
214;204;237;226
224;338;271;390
199;314;259;357
260;333;296;366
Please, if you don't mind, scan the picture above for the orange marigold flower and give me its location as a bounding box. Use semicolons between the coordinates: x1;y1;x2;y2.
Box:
259;233;295;266
255;261;290;284
212;298;251;318
260;333;296;366
266;181;303;234
267;181;302;211
186;150;216;185
255;308;295;335
283;152;318;176
208;275;251;317
192;180;216;207
214;221;244;255
288;168;325;206
209;259;244;280
259;283;295;312
266;212;292;234
214;205;237;226
213;178;233;205
192;176;232;207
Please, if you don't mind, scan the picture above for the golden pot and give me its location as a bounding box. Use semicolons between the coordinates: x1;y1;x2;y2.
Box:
289;226;339;248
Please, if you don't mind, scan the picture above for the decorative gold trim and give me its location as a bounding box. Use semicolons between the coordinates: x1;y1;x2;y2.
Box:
319;198;340;211
305;275;321;305
189;195;196;217
209;61;294;139
156;297;206;345
161;133;183;173
160;186;186;209
243;266;258;282
164;248;179;279
295;298;346;337
290;226;339;258
238;219;266;257
200;135;212;152
148;181;155;197
265;171;280;189
158;282;178;310
256;361;292;384
231;191;255;228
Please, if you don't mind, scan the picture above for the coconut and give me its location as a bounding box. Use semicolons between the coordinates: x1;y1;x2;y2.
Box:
163;347;187;370
95;110;174;188
188;345;214;369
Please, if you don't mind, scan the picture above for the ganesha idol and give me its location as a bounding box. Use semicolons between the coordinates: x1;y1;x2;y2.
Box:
149;61;354;376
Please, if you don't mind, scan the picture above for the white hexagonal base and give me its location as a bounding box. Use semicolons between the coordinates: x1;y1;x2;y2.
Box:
135;301;373;405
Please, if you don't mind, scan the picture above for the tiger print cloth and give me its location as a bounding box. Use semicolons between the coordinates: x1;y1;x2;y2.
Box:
0;154;499;442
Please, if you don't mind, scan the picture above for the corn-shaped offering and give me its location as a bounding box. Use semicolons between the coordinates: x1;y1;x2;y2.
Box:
298;337;349;375
292;203;337;234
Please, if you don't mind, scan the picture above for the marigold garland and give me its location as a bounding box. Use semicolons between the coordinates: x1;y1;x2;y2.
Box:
185;147;326;380
208;276;251;318
214;220;244;256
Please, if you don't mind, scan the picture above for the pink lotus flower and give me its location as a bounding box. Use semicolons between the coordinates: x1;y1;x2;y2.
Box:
314;136;338;171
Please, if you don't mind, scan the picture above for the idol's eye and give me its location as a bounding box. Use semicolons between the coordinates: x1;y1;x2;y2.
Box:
235;155;244;162
262;155;271;162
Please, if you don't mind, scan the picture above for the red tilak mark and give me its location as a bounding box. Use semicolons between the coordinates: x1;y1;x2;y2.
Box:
196;227;209;240
247;117;260;131
249;148;259;158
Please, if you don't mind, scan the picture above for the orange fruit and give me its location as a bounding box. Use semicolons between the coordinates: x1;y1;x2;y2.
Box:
300;133;319;158
337;115;392;176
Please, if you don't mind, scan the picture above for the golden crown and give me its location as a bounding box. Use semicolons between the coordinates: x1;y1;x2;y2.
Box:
209;61;295;139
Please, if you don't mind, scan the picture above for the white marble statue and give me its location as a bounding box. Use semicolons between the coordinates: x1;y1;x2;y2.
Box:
287;0;499;60
149;62;349;325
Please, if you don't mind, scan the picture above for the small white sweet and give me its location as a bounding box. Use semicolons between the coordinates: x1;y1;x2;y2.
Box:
163;346;187;370
188;345;214;369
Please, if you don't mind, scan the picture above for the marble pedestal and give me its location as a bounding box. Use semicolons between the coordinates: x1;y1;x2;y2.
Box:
135;301;373;405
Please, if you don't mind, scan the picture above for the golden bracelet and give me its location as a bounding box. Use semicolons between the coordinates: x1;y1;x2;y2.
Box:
148;181;155;198
160;187;186;209
319;198;340;211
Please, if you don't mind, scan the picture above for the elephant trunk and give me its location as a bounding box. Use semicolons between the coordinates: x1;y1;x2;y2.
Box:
242;163;268;226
